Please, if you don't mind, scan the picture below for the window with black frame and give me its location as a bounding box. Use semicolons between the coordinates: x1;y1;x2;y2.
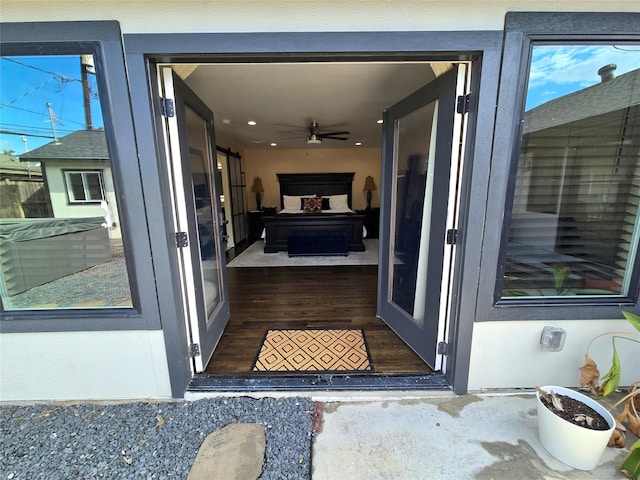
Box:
0;54;133;310
500;44;640;300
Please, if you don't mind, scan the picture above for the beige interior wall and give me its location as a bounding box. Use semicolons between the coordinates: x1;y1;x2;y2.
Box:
244;147;381;211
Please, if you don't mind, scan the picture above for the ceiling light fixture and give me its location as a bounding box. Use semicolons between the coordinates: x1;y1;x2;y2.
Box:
247;120;257;126
270;143;277;147
377;119;383;124
306;134;322;144
355;142;362;146
221;119;231;125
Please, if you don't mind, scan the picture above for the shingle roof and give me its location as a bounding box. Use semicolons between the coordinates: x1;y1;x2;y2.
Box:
0;153;42;176
523;68;640;134
19;129;108;162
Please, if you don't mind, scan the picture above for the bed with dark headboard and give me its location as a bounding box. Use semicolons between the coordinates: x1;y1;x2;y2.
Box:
261;172;366;253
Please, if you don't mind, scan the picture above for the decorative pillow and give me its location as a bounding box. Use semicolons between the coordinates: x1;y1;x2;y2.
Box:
300;197;314;209
329;194;349;210
283;195;303;210
302;196;331;210
303;196;322;213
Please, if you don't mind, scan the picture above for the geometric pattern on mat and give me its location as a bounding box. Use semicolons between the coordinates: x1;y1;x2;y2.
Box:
252;328;374;373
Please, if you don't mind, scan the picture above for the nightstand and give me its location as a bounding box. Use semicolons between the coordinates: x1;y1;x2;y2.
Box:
247;208;276;241
356;208;380;239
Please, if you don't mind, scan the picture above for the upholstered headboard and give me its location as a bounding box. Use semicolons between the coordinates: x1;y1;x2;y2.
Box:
276;172;355;209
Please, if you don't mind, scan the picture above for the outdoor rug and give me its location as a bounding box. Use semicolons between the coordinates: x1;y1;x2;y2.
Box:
227;239;378;267
252;328;374;373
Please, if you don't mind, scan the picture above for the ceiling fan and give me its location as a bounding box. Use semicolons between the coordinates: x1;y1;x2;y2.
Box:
305;121;350;144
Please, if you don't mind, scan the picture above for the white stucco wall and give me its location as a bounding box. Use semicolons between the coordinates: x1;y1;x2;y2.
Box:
0;331;172;401
2;0;639;399
468;319;639;391
2;1;638;33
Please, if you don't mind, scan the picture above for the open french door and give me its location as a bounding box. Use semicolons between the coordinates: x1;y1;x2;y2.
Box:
377;65;466;371
159;67;230;372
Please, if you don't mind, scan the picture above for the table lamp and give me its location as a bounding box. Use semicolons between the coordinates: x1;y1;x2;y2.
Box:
363;176;376;210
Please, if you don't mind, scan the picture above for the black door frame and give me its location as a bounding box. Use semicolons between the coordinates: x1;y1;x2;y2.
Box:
123;31;503;396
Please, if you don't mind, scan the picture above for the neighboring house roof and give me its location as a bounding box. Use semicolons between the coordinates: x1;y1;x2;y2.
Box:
0;152;42;177
19;129;108;162
523;67;640;134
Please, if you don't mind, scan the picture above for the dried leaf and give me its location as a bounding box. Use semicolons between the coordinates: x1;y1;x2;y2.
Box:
579;355;601;395
535;386;550;403
550;391;564;411
627;409;640;438
609;428;626;448
155;416;165;428
575;414;594;427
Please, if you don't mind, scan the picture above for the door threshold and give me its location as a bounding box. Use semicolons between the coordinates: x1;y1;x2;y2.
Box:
188;373;450;392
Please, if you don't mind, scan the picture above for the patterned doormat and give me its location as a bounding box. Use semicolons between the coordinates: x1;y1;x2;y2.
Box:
252;329;374;373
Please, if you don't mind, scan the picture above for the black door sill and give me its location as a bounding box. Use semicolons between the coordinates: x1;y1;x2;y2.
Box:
188;372;450;392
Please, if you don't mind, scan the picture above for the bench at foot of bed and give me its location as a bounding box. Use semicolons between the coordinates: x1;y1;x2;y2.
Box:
287;231;349;256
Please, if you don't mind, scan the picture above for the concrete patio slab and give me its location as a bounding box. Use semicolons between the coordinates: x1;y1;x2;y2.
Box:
311;393;630;479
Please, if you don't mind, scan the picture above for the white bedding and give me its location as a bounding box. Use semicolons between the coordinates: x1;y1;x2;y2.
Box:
278;208;354;214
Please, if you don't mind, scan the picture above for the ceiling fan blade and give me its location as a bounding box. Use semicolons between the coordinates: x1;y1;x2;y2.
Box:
319;131;350;137
319;136;349;141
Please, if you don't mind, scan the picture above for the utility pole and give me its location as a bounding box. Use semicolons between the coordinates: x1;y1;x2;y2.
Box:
46;102;59;144
80;55;95;130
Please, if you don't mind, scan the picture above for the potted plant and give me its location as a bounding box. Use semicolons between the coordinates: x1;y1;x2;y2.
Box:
536;311;640;476
578;310;640;479
536;385;616;470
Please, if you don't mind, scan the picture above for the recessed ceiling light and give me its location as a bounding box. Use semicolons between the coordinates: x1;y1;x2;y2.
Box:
355;142;362;146
247;120;257;126
271;143;277;147
376;119;383;124
221;119;231;125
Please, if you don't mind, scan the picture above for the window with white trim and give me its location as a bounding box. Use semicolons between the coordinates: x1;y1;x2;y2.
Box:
64;170;105;203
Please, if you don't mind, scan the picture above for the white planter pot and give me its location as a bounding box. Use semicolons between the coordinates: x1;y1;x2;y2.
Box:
536;385;615;470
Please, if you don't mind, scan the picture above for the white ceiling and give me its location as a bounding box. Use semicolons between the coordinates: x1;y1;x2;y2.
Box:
179;62;444;150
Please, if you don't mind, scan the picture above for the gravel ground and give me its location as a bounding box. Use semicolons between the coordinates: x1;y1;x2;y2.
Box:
8;248;131;308
0;397;314;480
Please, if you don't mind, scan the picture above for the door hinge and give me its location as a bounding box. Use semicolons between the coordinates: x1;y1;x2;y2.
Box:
446;228;458;245
161;97;175;117
456;94;470;115
189;343;201;357
175;231;189;248
437;341;448;355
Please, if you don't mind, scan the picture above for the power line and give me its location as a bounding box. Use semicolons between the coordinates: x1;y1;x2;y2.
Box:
0;123;76;135
0;102;87;128
0;129;55;139
2;57;81;83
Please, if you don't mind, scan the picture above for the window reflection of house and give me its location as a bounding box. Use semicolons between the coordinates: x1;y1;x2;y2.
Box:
0;129;131;307
20;129;122;240
506;66;640;296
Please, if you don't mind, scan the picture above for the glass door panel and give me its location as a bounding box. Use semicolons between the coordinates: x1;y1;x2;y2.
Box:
377;67;458;369
391;101;439;326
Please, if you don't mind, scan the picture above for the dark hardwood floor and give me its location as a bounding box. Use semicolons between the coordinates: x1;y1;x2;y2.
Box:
204;263;433;375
